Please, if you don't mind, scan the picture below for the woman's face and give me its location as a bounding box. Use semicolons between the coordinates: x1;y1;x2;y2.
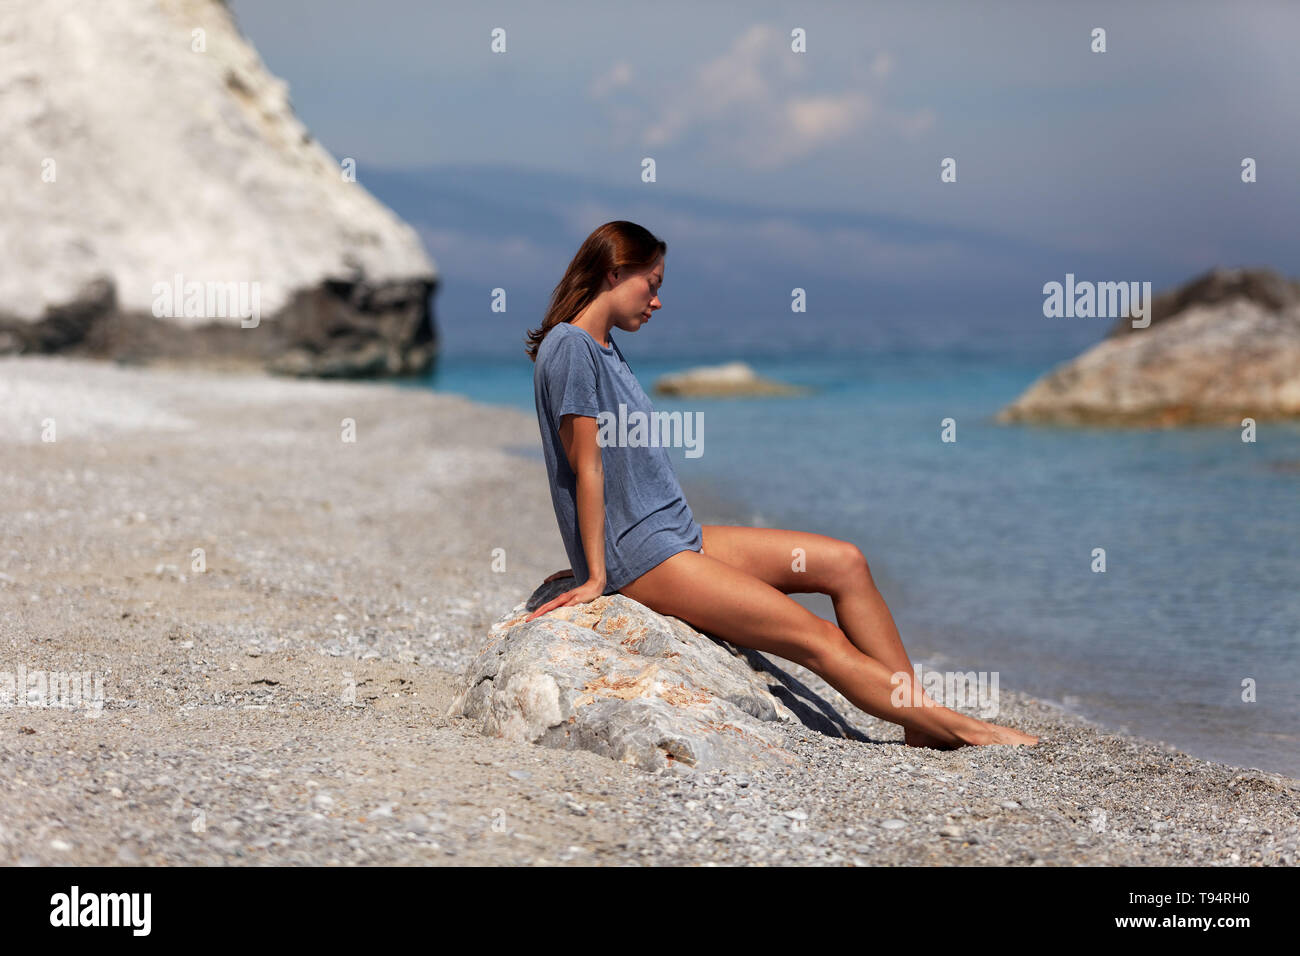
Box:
609;256;663;333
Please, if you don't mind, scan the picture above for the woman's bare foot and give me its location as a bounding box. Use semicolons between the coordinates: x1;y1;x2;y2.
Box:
904;727;963;750
901;710;1038;748
900;702;1038;748
956;719;1039;746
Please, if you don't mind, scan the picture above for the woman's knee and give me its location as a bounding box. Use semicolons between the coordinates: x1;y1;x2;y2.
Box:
827;540;874;593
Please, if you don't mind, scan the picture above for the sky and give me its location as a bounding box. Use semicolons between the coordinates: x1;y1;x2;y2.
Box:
227;0;1300;358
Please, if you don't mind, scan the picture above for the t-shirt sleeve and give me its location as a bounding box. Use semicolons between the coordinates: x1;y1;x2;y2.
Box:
545;335;601;419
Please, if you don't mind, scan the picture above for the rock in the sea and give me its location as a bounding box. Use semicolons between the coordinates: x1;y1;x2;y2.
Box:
997;267;1300;426
0;0;438;377
447;581;814;775
653;361;810;398
1104;266;1300;340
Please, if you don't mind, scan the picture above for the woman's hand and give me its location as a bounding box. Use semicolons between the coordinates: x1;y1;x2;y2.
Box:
542;568;574;584
524;577;605;622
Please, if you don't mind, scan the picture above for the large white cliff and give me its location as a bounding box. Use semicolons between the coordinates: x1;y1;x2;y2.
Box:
0;0;439;375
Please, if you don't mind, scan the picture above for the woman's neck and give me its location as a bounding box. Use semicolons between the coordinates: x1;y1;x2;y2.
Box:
569;303;612;348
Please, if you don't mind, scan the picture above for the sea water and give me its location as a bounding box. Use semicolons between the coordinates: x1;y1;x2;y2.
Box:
411;341;1300;778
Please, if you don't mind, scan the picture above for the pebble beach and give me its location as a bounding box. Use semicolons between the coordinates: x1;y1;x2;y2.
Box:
1;356;1296;866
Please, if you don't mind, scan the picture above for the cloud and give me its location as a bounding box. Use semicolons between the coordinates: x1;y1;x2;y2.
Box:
592;23;929;168
588;61;633;99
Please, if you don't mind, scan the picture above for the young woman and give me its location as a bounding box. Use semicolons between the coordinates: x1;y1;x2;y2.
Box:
524;221;1037;749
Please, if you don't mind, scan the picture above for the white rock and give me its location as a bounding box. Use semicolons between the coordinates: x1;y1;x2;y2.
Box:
0;0;436;323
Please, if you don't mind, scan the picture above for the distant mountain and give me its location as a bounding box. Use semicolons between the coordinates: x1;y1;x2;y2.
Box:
362;163;1146;360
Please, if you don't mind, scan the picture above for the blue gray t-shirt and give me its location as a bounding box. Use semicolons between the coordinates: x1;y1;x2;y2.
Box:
533;320;703;594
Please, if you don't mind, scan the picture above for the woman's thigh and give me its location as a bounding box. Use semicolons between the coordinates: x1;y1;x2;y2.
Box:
618;548;845;670
700;524;866;596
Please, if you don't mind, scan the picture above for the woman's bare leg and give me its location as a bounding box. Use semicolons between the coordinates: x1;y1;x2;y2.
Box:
692;526;1037;747
619;547;1033;747
819;539;1024;747
698;526;916;672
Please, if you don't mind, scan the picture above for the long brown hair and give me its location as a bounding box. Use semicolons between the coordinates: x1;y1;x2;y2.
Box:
525;220;667;362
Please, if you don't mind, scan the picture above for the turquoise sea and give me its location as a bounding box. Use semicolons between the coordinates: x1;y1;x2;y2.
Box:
411;338;1300;778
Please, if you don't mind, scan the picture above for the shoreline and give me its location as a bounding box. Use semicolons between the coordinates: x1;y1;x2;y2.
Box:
687;482;1300;783
1;355;1296;866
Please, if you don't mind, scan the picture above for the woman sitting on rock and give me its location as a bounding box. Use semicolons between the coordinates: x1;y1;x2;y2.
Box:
523;220;1037;750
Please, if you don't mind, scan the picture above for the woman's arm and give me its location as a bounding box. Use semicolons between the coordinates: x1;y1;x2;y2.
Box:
559;413;607;589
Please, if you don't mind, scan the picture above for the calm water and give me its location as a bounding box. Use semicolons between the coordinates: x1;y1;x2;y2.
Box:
409;343;1300;778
